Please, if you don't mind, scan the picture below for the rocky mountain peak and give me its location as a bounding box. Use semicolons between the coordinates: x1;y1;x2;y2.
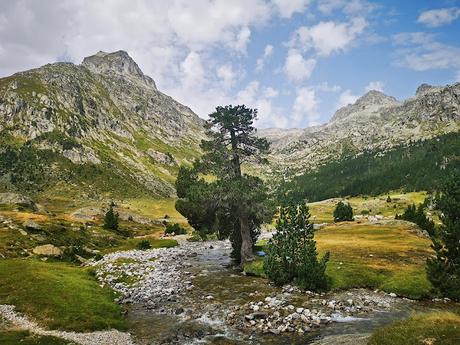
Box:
355;90;398;107
331;90;399;122
415;83;436;96
81;50;157;89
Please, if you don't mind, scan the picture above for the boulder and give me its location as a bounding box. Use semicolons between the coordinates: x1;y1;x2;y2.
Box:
0;193;37;211
33;244;63;257
23;220;42;231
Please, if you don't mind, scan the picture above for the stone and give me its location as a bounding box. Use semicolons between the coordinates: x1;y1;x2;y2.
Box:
33;244;63;257
23;220;42;231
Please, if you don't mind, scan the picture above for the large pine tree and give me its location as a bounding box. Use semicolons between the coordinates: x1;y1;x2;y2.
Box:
175;106;273;264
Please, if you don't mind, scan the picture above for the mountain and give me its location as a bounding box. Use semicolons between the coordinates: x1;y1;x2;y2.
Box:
260;83;460;175
0;50;206;199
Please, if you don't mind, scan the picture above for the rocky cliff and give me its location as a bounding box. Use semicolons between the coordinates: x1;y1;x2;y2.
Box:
260;83;460;175
0;50;206;198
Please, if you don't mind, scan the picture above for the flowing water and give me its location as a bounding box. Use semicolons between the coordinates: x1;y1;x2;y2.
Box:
126;243;456;345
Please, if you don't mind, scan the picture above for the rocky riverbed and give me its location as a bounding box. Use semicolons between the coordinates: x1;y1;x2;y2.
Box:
88;239;419;344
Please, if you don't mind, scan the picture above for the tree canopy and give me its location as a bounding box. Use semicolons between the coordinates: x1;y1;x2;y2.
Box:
175;105;273;265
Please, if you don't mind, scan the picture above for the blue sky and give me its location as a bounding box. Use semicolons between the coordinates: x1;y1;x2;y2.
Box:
0;0;459;128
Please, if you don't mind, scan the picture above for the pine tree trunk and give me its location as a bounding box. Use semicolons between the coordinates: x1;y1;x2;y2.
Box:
239;209;254;266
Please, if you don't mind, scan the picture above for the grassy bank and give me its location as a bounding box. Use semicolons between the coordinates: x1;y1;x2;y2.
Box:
0;259;127;332
245;221;433;299
368;312;460;345
0;331;72;345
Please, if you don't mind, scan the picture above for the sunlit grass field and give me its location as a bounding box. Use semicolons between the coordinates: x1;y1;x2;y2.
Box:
246;221;433;299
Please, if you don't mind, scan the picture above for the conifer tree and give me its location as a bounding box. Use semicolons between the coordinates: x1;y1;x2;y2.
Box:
103;204;119;231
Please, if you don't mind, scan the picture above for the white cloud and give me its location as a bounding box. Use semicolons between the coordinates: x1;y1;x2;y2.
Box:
317;81;342;92
393;32;460;71
290;17;367;56
317;0;377;16
292;87;320;126
216;64;237;88
337;89;359;108
181;51;206;90
230;26;251;53
283;49;316;83
418;7;460;27
235;81;287;128
256;44;274;71
365;80;384;92
264;87;279;98
272;0;311;18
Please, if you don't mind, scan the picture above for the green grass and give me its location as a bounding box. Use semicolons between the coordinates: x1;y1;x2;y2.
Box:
101;238;178;254
368;312;460;345
0;259;127;332
245;221;433;299
0;331;73;345
308;191;428;223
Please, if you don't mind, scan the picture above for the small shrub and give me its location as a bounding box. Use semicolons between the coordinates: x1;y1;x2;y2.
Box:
386;195;392;203
136;240;151;250
164;223;187;235
264;203;330;291
333;201;354;222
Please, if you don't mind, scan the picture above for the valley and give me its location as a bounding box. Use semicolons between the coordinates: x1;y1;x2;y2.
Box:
0;49;459;345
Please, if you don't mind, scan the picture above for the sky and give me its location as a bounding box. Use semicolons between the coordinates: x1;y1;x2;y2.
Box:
0;0;459;128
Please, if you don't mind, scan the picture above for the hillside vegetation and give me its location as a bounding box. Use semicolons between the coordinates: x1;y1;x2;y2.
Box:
278;132;460;203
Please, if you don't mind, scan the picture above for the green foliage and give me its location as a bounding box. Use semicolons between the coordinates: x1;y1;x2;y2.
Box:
396;202;435;235
277;132;460;203
333;201;354;222
264;203;330;291
175;105;273;264
164;222;187;235
136;240;151;250
427;171;460;300
103;204;119;231
0;259;126;332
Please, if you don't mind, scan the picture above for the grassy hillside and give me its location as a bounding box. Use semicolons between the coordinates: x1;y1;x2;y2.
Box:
278;132;460;203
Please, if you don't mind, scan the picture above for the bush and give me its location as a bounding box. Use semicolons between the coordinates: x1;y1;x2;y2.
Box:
264;203;330;291
103;205;119;231
333;201;353;222
164;223;187;235
136;240;151;250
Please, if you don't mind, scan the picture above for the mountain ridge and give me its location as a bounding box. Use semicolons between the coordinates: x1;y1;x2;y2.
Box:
259;82;460;175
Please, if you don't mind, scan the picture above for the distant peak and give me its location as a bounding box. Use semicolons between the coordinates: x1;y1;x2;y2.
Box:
415;83;435;96
330;90;399;122
356;90;397;106
81;50;156;89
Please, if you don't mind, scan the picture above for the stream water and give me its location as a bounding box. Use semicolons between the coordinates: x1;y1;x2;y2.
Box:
122;242;455;345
